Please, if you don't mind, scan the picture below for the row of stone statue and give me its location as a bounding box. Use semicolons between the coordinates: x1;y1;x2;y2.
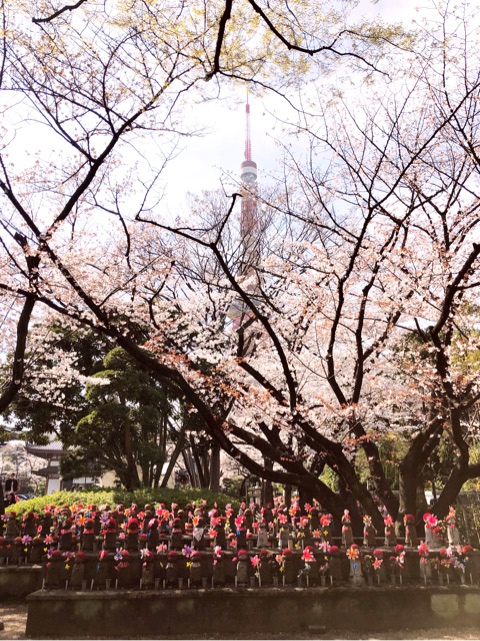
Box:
3;500;462;558
39;545;478;591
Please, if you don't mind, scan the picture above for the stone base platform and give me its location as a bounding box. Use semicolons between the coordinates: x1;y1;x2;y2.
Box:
0;566;42;597
26;586;480;639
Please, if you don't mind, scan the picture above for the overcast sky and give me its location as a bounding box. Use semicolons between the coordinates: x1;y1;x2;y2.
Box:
156;0;426;215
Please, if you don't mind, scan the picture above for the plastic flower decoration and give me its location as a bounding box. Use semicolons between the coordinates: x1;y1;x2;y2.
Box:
372;550;383;571
423;513;437;529
318;540;331;553
446;506;456;526
418;541;430;563
384;515;393;527
320;513;332;528
301;547;315;563
116;550;130;569
251;555;260;569
141;549;154;564
275;554;285;572
346;545;359;560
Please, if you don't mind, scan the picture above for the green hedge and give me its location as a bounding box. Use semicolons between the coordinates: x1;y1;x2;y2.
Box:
11;487;239;519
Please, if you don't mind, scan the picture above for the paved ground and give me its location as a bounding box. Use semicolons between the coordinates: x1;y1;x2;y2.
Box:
0;601;479;639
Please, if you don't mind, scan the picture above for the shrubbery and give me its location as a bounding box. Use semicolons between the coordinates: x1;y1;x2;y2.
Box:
12;487;238;519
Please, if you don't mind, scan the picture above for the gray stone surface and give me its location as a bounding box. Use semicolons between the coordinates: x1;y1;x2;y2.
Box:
26;586;480;639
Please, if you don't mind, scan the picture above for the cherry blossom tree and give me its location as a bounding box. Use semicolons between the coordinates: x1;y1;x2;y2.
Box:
3;0;480;529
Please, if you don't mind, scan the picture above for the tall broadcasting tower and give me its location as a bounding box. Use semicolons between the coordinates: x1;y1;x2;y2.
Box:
239;94;259;267
229;95;260;332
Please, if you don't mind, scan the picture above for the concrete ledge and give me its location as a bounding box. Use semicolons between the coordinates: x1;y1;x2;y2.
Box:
26;586;480;639
0;566;43;597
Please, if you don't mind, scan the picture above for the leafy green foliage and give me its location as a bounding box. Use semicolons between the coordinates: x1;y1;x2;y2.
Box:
67;346;173;489
11;487;239;519
1;325;111;442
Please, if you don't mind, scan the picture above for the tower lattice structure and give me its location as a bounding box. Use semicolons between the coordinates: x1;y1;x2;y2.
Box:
239;94;259;274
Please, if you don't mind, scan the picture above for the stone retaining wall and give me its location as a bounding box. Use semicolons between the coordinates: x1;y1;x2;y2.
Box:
0;566;42;597
26;586;480;639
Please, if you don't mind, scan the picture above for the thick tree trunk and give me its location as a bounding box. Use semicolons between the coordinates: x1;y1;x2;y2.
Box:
261;457;274;505
298;484;313;511
161;422;187;488
209;444;221;491
284;484;292;507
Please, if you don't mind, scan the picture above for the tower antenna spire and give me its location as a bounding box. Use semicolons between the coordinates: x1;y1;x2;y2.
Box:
245;91;251;161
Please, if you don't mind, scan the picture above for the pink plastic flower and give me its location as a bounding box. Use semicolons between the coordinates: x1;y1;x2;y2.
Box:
251;555;260;568
302;548;315;563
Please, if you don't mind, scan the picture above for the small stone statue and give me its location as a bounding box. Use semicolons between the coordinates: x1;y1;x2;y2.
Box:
126;518;140;552
30;537;46;565
257;521;269;548
363;515;376;548
170;519;184;550
59;519;74;552
147;519;160;552
141;549;155;589
41;511;53;537
309;507;320;531
213;517;227;549
384;515;396;547
236;549;250;586
277;526;289;549
103;520;117;552
258;549;273;586
446;506;460;547
280;548;296;585
423;513;436;547
236;527;247;550
192;518;206;550
5;514;19;541
320;514;333;544
404;514;418;548
22;512;37;539
165;551;178;587
347;543;364;585
81;521;96;552
115;549;132;588
328;545;343;583
70;552;86;589
341;510;353;547
96;550;114;588
244;509;254;532
44;550;64;588
10;537;24;565
189;550;202;587
212;548;225;586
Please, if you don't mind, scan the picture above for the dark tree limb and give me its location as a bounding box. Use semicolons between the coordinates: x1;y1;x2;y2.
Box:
32;0;88;24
